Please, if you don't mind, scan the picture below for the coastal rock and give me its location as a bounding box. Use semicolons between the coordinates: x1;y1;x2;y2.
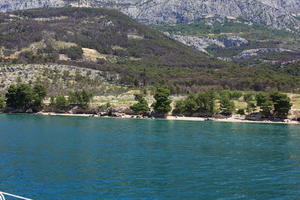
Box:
246;112;263;121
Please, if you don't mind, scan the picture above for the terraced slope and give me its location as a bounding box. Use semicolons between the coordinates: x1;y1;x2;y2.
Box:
0;8;300;93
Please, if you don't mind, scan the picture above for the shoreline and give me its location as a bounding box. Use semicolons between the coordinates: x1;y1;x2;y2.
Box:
34;112;300;125
1;112;299;125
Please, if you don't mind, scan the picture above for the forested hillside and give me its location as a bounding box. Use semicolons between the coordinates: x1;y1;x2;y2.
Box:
0;8;300;93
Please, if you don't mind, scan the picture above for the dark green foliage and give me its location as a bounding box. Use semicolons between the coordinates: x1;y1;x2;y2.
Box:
196;92;217;116
68;89;93;108
130;94;149;115
5;83;47;111
220;90;242;100
237;109;245;115
220;96;235;116
230;91;243;100
173;100;186;115
52;95;68;111
255;92;270;107
246;101;256;114
152;87;172;116
270;92;292;119
182;94;198;115
244;93;255;102
32;83;47;109
6;84;34;110
260;100;273;118
0;96;5;110
60;46;83;60
173;91;216;116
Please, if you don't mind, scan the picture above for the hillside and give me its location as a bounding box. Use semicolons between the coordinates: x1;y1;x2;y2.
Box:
0;0;299;31
154;17;300;65
0;7;300;94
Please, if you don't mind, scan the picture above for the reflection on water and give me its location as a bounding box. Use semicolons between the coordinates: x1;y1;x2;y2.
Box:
0;114;300;200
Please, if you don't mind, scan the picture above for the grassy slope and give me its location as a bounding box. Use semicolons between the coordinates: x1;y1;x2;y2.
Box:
0;8;299;93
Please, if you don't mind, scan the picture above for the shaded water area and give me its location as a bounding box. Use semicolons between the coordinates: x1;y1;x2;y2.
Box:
0;114;300;200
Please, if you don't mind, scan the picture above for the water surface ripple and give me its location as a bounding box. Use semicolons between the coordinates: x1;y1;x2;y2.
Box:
0;114;299;200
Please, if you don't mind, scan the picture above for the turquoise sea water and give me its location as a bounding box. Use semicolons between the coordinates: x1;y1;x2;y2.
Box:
0;114;300;200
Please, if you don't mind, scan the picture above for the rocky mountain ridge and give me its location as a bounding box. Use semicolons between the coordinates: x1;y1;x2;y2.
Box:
0;0;299;30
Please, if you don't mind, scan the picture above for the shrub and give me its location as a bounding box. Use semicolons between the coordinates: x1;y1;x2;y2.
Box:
130;94;149;115
237;109;245;115
60;46;83;60
53;95;68;111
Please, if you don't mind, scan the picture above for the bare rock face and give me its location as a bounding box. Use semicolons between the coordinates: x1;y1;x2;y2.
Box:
167;34;249;54
234;48;293;60
257;0;300;15
0;0;65;11
0;0;299;30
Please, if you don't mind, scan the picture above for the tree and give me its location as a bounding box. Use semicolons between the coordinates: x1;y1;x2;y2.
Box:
255;92;270;107
246;101;256;114
220;96;235;116
184;94;198;115
152;87;172;117
196;92;216;116
0;96;5;110
130;94;149;115
173;100;185;115
32;83;47;109
260;100;273;118
5;84;34;110
68;90;93;108
270;92;292;119
53;96;68;111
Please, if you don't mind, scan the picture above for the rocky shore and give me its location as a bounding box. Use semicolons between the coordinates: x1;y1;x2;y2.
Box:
31;111;300;125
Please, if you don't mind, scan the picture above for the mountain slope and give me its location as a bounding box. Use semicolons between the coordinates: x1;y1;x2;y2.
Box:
154;16;300;65
0;7;300;93
0;0;299;31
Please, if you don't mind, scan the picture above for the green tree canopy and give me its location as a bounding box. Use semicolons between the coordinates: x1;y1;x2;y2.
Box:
5;83;47;111
220;96;235;116
270;92;292;119
68;90;93;108
52;95;68;111
0;96;5;110
152;87;172;116
5;83;34;110
130;94;149;115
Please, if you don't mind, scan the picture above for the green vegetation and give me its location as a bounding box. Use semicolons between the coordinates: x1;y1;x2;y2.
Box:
130;94;149;115
0;8;299;93
50;95;68;111
0;96;5;110
173;90;293;119
5;83;47;111
152;87;172;116
253;92;292;119
173;92;216;116
59;46;83;60
270;92;293;119
220;96;235;116
68;90;93;108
